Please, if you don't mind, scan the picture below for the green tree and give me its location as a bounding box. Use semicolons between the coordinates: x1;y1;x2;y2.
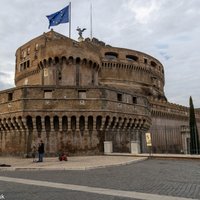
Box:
189;96;200;154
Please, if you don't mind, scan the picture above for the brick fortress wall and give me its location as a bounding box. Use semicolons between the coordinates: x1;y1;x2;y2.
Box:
0;30;199;156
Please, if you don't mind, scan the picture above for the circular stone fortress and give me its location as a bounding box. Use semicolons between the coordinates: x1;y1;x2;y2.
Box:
0;30;199;156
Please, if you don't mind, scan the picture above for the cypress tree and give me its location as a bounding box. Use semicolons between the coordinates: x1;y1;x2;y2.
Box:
189;96;200;154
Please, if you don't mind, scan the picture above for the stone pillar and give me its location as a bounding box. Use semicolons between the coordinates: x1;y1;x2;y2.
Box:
137;128;140;139
3;120;9;132
82;116;89;149
67;117;73;147
93;118;96;131
50;117;54;132
57;116;63;152
41;118;45;139
76;117;79;131
44;117;50;155
130;129;141;154
7;119;13;134
84;117;88;131
122;119;128;130
141;129;148;153
118;119;123;130
126;119;131;130
31;117;39;147
22;117;32;157
32;117;37;132
21;117;28;130
91;118;98;148
49;117;55;153
0;122;5;132
74;117;81;149
2;130;6;153
131;141;141;154
181;126;190;154
113;119;119;130
68;117;71;131
16;118;25;154
11;119;18;133
106;119;112;131
105;118;112;141
59;116;62;132
0;124;6;153
104;141;113;154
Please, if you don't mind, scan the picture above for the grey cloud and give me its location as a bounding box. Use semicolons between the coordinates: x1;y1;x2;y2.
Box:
0;81;13;91
0;72;9;76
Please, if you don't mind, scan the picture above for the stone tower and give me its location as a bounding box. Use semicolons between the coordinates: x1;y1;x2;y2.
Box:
0;30;199;156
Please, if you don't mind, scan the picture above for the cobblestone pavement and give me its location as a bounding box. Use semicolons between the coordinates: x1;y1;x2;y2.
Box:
0;181;138;200
0;158;200;199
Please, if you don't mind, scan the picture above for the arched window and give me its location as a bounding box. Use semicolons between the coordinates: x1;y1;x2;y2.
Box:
96;116;102;130
36;116;42;132
53;116;59;131
76;57;81;64
88;116;93;130
26;116;33;131
151;61;157;67
58;71;62;81
79;116;85;131
45;116;51;132
126;55;138;62
105;52;118;59
71;116;76;130
55;57;59;64
110;117;116;129
62;116;68;131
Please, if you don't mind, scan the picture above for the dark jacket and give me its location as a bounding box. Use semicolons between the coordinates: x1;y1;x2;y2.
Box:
38;143;44;154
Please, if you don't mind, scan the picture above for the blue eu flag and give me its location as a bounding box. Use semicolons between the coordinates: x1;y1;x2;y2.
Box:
46;5;69;29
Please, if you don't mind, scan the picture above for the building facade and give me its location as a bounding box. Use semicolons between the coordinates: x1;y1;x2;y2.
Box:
0;30;199;156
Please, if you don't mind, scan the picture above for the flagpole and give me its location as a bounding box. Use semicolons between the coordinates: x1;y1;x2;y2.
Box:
90;3;93;40
69;2;71;38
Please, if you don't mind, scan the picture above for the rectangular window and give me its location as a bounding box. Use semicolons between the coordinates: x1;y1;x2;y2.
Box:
151;77;157;87
24;62;27;70
20;63;23;71
144;58;147;64
21;51;24;59
27;47;30;55
58;72;62;80
126;96;129;103
44;90;52;99
117;93;122;102
78;90;86;99
27;60;30;68
8;93;13;101
23;51;26;58
132;96;137;104
35;43;39;51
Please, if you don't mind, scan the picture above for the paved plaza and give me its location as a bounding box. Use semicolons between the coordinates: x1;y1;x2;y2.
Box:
0;156;200;200
0;155;146;171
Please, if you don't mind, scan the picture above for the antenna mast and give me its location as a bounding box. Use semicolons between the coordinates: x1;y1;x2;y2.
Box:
90;3;93;40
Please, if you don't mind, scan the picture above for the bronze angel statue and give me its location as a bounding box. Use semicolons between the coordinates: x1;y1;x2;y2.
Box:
76;26;86;38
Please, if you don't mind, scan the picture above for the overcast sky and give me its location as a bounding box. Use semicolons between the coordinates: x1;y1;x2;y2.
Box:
0;0;200;108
